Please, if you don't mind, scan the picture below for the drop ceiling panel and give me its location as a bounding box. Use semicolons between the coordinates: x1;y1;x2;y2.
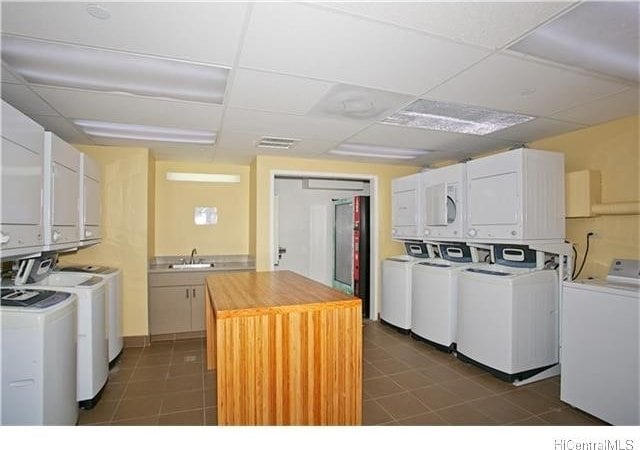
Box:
320;1;575;49
347;123;516;153
240;2;490;95
31;115;94;145
1;83;59;116
426;53;630;116
1;2;247;65
32;87;223;131
551;88;640;125
227;69;334;115
1;63;23;83
223;107;366;141
217;130;336;155
488;117;587;143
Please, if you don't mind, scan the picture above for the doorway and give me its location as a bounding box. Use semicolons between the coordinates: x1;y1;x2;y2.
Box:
270;171;378;320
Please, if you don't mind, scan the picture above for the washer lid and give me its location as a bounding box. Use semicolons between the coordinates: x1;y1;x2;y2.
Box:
566;279;640;295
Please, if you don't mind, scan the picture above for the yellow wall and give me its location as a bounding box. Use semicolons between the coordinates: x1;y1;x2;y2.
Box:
154;161;251;257
532;115;640;278
253;155;421;312
59;146;151;337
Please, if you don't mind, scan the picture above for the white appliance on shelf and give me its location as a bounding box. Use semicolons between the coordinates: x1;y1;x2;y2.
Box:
381;241;432;331
57;265;123;364
1;99;45;258
43;132;81;251
561;259;639;425
411;242;476;352
391;173;422;241
422;163;466;241
79;152;101;246
457;245;559;382
4;254;108;408
1;287;78;425
465;147;564;242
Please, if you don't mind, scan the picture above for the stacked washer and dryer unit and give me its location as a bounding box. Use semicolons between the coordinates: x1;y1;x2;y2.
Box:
388;148;567;385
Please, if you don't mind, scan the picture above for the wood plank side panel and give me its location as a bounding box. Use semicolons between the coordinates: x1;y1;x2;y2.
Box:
215;303;361;425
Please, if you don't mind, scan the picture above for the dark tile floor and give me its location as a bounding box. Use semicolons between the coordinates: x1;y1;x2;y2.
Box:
78;320;606;426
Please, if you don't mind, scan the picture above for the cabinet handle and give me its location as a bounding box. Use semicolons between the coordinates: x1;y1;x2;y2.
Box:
52;230;61;242
0;232;9;244
192;288;196;297
186;289;189;299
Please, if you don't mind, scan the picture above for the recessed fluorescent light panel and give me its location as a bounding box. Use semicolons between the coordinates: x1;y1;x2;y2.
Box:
1;35;230;103
256;136;300;149
382;99;535;135
309;83;412;120
329;143;430;160
509;2;639;83
73;120;216;144
166;172;240;183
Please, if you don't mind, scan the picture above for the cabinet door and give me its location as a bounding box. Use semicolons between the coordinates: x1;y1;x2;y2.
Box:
190;285;206;332
1;137;43;250
149;286;192;335
52;162;79;227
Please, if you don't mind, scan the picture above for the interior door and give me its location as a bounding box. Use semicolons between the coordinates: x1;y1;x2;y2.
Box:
334;200;354;290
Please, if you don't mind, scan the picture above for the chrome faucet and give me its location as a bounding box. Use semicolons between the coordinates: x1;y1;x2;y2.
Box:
189;248;197;264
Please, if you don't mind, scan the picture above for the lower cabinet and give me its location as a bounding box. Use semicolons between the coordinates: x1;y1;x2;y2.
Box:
148;272;207;335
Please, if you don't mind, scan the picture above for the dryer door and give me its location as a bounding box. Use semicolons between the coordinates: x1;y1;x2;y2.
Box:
425;183;447;226
425;182;458;226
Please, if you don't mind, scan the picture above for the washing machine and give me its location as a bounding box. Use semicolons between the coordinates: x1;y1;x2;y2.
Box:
57;265;123;364
1;287;78;425
380;241;432;332
5;254;109;408
456;245;558;382
561;259;639;425
411;243;476;352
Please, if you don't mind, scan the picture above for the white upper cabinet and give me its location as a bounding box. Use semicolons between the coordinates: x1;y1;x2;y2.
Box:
391;173;422;241
43;132;80;250
465;147;565;241
422;163;466;241
79;152;101;245
1;99;45;258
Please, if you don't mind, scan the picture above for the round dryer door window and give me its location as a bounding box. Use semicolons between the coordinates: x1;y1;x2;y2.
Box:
446;196;457;224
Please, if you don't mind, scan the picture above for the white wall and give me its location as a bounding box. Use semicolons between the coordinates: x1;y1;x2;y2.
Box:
274;177;370;286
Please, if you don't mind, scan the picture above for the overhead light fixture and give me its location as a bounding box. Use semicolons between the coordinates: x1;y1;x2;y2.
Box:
256;136;300;150
328;143;430;160
86;4;111;20
1;35;230;103
382;99;535;135
73;120;216;144
166;172;240;183
509;2;639;83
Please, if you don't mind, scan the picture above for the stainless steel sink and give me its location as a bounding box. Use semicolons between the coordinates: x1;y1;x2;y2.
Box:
168;263;215;269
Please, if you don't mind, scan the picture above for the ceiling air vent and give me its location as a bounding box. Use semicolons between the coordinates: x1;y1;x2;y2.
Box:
256;136;300;150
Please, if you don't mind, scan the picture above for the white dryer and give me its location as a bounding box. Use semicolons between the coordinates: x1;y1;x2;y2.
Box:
561;259;639;425
1;288;78;425
456;245;558;382
57;265;123;364
381;242;432;332
5;254;109;408
411;243;476;351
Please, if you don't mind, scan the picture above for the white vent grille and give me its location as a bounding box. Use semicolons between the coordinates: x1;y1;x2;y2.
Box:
256;136;300;149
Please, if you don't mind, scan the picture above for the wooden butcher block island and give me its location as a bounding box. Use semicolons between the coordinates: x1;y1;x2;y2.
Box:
205;270;362;425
